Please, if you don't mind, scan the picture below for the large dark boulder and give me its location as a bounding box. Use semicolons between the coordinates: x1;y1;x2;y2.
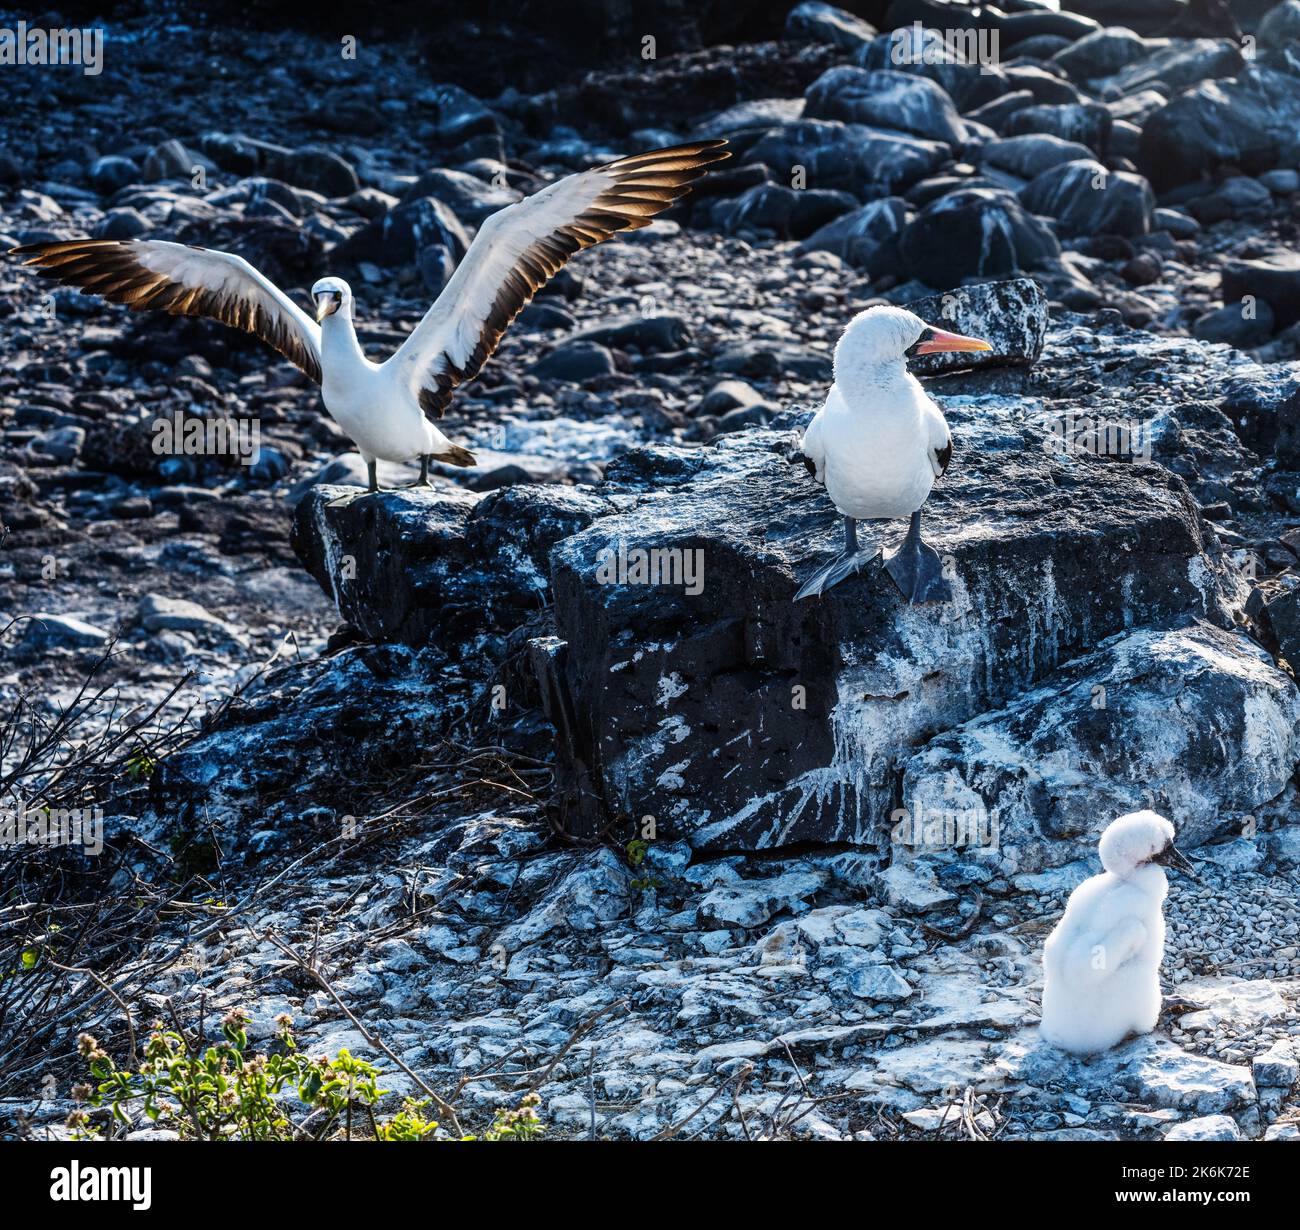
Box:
718;183;858;239
981;134;1096;180
857;29;1012;112
399;168;519;227
1222;256;1300;330
1060;0;1202;36
786;2;879;51
1019;159;1154;238
336;195;472;267
745;120;950;198
197;132;359;197
799;196;914;268
546;412;1237;849
1137;65;1300;191
903;277;1049;375
902;622;1300;872
897;188;1061;285
804;66;967;146
1050;27;1150;80
1104;37;1243;96
1001;103;1112;154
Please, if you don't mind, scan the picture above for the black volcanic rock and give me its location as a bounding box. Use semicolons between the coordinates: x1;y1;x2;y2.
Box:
804;66;967;146
1261;580;1300;670
799;196;913;268
897;188;1060;286
1060;0;1191;36
292;483;610;644
719;183;858;238
1275;387;1300;467
903;277;1049;375
336;195;472;267
1137;63;1300;190
1019;160;1154;238
1259;0;1300;44
1222;256;1300;330
1049;27;1149;80
744;120;950;198
90;154;141;194
1002;103;1111;154
399;168;520;226
981;134;1095;180
506;41;840;137
857;31;1011;112
546;416;1236;848
902;622;1298;870
1107;38;1244;97
785;1;878;51
197;133;360;197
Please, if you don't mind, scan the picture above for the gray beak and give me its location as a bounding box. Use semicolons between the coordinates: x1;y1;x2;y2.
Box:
1153;843;1198;879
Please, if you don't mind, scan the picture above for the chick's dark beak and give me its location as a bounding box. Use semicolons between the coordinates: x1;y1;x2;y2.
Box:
1153;843;1198;879
315;292;341;323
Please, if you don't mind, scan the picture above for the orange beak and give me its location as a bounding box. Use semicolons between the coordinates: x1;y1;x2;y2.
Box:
915;327;993;354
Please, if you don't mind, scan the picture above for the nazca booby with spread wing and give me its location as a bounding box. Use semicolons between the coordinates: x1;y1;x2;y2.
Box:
12;140;729;492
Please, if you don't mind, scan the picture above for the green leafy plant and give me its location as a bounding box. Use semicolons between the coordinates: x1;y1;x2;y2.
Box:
123;753;158;780
479;1094;545;1140
72;1011;545;1142
625;838;660;892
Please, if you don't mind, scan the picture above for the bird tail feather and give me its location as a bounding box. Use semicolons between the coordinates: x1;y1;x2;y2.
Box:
440;444;477;468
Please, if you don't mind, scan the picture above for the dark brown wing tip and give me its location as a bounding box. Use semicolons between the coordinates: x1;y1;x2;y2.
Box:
603;139;731;174
10;238;127;264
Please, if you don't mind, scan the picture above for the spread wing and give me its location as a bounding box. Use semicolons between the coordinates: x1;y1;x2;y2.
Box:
384;140;729;420
10;238;322;383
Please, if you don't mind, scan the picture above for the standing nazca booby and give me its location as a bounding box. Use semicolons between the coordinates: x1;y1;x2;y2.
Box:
1040;810;1197;1055
11;140;729;492
798;306;991;603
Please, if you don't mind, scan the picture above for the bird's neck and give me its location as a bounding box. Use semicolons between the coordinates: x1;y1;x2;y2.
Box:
320;310;364;367
836;357;915;403
1116;863;1169;899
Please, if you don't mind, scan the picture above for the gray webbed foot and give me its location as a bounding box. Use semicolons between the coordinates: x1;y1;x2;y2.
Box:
883;510;951;604
795;515;881;601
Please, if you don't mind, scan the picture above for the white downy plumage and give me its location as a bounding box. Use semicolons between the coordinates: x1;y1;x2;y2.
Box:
12;141;729;491
1040;810;1192;1055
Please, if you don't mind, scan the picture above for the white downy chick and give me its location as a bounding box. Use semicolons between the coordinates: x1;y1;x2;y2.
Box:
1040;810;1194;1055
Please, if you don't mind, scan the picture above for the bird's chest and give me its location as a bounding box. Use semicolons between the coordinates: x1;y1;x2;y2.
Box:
320;359;426;460
821;403;932;518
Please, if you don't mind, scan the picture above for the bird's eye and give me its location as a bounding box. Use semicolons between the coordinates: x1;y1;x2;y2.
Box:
906;328;934;357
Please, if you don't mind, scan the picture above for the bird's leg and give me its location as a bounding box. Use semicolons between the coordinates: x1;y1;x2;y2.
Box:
883;509;952;604
367;459;379;494
402;455;433;488
794;514;882;601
